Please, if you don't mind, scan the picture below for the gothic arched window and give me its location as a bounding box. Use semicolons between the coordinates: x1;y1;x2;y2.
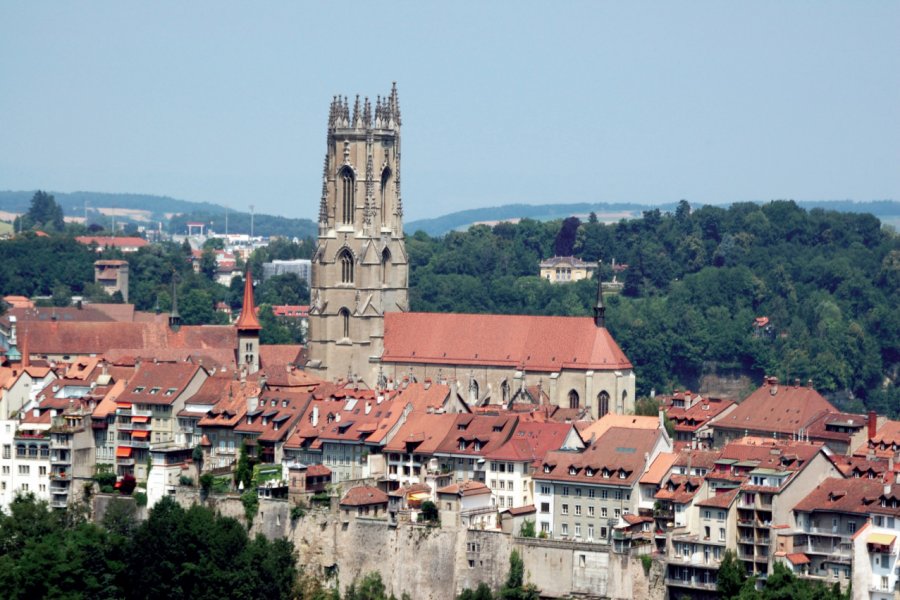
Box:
380;167;392;227
340;167;355;225
501;380;510;404
339;307;350;339
338;249;354;284
598;391;610;418
469;379;479;404
619;390;627;414
381;248;391;285
568;389;580;409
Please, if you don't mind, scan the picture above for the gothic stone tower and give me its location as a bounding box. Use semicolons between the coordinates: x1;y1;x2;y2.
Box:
306;84;409;384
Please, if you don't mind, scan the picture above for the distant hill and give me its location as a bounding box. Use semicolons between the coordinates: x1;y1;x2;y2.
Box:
405;199;900;236
0;190;316;238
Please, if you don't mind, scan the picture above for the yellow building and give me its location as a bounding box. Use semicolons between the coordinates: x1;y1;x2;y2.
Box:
539;256;597;283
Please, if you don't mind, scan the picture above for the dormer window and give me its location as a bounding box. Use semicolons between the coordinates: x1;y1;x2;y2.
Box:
246;416;253;425
149;387;161;395
473;441;481;451
585;468;594;477
569;466;578;476
602;469;610;479
133;386;145;393
165;388;177;396
282;400;288;408
459;440;466;451
270;399;277;407
544;465;551;473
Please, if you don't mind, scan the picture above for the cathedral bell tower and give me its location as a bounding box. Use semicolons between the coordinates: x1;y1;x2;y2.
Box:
306;83;409;385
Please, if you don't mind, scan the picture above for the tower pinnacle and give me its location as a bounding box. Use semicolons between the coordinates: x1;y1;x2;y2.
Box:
593;261;606;328
236;267;262;331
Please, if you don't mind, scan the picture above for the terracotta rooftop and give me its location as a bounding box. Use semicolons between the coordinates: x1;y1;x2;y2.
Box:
394;382;453;413
695;488;740;509
437;480;491;497
117;362;205;406
793;477;900;517
639;452;677;485
235;268;261;331
340;485;389;506
485;421;575;465
383;312;632;371
579;414;660;443
75;235;149;249
713;378;837;436
235;389;311;443
872;420;900;447
434;413;518;457
536;427;661;487
383;412;459;455
655;475;704;505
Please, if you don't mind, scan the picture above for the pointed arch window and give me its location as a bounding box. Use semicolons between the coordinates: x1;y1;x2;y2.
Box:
340;167;355;225
568;390;580;409
380;167;392;227
598;391;610;418
338;249;354;284
619;390;627;414
381;248;392;285
469;379;479;404
339;307;350;339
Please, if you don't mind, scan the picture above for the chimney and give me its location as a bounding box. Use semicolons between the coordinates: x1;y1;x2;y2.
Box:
364;402;371;415
311;405;319;427
868;411;878;440
32;408;40;418
658;408;665;431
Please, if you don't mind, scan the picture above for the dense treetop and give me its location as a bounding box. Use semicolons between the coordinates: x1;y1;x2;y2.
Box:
407;200;900;416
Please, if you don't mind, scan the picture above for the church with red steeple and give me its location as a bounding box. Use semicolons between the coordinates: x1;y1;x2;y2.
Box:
236;267;262;373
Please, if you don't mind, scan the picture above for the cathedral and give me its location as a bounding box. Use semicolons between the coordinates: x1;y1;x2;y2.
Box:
306;85;636;418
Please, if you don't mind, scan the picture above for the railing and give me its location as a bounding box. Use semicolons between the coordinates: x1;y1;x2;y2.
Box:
50;438;70;449
50;454;71;465
124;441;150;449
50;498;68;509
132;409;152;418
118;422;150;432
116;458;135;466
665;576;717;591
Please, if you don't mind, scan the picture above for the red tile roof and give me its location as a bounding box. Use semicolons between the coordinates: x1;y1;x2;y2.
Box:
383;312;632;371
872;420;900;446
662;395;735;433
535;427;661;487
712;379;837;436
639;452;677;485
394;382;452;413
655;475;704;504
792;477;899;516
340;485;388;506
695;488;739;509
437;480;491;497
383;412;459;455
118;363;205;406
484;421;573;465
76;236;149;249
434;414;518;457
235;389;311;443
785;553;810;566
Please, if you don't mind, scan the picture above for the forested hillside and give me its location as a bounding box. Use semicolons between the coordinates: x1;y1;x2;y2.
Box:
407;201;900;416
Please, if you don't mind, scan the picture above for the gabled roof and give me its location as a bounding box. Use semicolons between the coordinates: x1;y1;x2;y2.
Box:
394;382;452;413
793;477;893;516
655;475;704;504
695;488;739;509
340;485;388;506
383;312;632;372
713;378;837;436
383;412;459;454
434;414;518;456
639;452;677;485
234;389;310;442
118;363;204;405
75;235;148;249
579;414;660;443
871;420;900;446
536;427;661;487
437;480;491;497
484;421;573;464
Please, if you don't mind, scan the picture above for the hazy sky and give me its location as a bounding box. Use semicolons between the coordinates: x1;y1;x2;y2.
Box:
1;2;898;222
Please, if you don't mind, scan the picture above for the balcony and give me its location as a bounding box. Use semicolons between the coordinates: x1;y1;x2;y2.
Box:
116;458;135;466
665;576;717;591
123;441;150;449
50;454;71;465
50;483;68;494
50;498;68;509
49;471;70;481
118;422;151;432
132;409;152;418
49;438;70;450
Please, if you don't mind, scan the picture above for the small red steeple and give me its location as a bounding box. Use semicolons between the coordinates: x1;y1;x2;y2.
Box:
235;268;262;331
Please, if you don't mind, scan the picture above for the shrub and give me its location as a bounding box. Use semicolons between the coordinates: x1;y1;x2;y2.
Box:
178;475;194;486
199;473;215;494
133;491;148;507
93;469;117;489
418;500;439;524
640;554;652;574
291;505;306;521
519;519;536;538
241;490;259;527
118;474;137;495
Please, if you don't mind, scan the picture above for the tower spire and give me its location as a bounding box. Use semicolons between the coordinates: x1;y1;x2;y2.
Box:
236;267;262;331
593;260;605;328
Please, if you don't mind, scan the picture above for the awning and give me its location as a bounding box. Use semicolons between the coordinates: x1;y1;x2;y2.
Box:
131;430;149;439
116;447;133;458
868;533;896;546
408;492;431;501
131;415;150;423
116;402;131;409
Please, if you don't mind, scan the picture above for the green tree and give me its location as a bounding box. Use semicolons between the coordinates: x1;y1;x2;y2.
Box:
235;440;253;491
51;282;72;307
717;549;746;598
499;550;539;600
459;583;494;600
25;191;65;231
